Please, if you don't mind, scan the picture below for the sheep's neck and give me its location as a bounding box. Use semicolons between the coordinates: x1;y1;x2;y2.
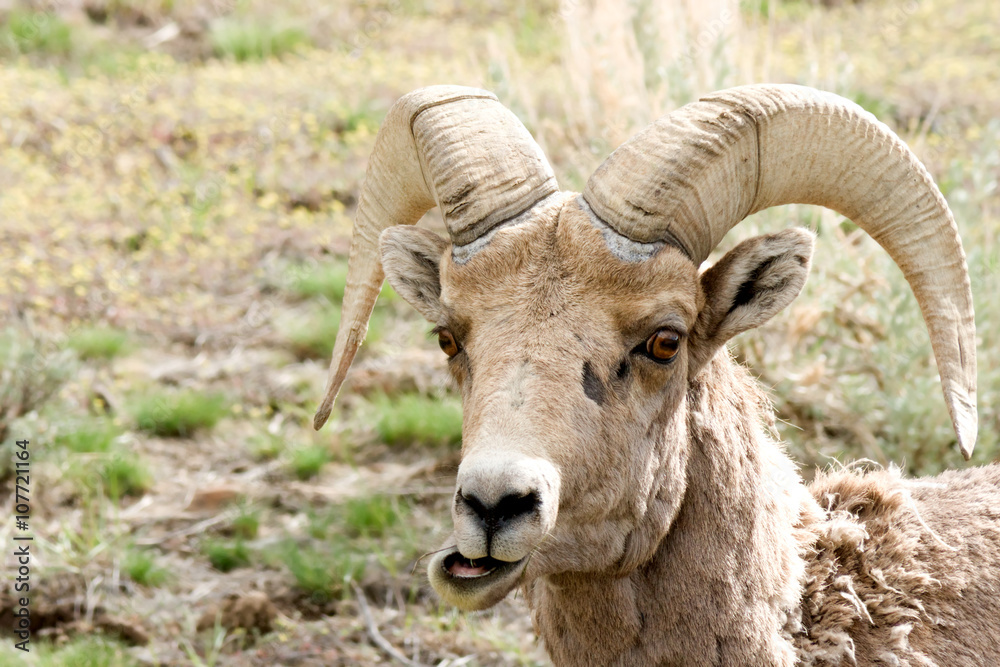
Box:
531;357;818;666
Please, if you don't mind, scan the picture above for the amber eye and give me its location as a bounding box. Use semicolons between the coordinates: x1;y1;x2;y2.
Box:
645;330;681;363
438;329;460;358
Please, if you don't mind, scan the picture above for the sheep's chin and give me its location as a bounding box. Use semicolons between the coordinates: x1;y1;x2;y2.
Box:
428;546;528;611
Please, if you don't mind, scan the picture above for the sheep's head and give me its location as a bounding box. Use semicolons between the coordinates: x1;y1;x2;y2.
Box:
313;85;977;612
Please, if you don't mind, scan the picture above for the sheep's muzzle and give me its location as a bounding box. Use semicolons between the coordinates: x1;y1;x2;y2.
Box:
428;452;560;610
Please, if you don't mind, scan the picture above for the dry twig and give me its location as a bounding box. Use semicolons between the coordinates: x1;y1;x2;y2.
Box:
351;581;428;667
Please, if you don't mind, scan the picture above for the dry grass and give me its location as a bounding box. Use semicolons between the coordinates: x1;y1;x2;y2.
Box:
1;0;997;664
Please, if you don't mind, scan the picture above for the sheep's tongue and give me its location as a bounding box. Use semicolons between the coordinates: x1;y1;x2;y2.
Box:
448;555;491;577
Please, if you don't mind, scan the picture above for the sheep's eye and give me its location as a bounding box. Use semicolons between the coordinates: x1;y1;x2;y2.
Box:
438;329;460;358
645;330;680;363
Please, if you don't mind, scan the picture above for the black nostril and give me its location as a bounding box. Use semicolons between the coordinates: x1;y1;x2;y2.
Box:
458;490;489;521
458;490;540;531
495;492;539;523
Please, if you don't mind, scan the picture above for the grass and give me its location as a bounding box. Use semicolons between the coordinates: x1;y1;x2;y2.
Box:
287;262;350;302
286;261;398;304
278;539;365;602
283;304;387;360
342;495;407;538
31;636;137;666
55;418;120;453
210;18;310;62
288;444;330;480
132;390;229;437
230;504;260;539
248;431;285;461
306;506;337;540
374;393;463;447
0;328;75;444
101;453;153;499
203;539;251;573
0;10;73;57
66;326;130;360
307;495;409;540
124;548;170;587
282;306;341;361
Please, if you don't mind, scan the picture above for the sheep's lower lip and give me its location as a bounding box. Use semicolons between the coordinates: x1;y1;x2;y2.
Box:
429;546;528;610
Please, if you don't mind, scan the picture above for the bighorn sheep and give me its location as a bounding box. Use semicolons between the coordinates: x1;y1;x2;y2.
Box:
313;85;1000;665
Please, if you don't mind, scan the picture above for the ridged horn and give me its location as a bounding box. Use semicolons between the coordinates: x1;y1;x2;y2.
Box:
313;85;558;430
584;84;977;458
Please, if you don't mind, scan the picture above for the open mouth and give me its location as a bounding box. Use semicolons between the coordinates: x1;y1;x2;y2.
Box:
443;552;509;579
429;545;529;610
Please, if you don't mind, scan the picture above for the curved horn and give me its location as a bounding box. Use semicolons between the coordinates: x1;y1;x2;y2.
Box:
584;84;977;458
313;86;558;429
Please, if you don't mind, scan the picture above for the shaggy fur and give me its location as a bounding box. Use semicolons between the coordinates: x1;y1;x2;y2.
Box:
796;465;1000;665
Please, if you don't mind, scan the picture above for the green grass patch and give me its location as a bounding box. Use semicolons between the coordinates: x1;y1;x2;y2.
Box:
306;506;336;540
55;418;120;454
210;18;309;62
101;453;152;499
0;328;75;446
288;444;330;480
286;262;398;304
283;304;387;360
1;10;73;57
230;504;260;540
287;262;349;302
342;495;407;538
248;431;285;461
132;389;229;437
124;548;170;587
283;305;340;360
66;326;130;360
278;539;365;602
31;635;137;666
203;539;251;573
374;393;463;447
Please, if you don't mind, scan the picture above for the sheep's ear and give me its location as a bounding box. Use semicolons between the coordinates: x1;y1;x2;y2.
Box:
688;228;814;377
380;226;449;322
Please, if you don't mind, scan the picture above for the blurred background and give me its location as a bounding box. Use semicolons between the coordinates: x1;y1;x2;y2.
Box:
0;0;997;664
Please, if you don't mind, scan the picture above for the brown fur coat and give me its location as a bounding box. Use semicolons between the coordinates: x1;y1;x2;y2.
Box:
794;465;1000;665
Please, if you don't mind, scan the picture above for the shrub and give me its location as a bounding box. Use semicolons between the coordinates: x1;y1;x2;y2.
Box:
0;328;74;443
